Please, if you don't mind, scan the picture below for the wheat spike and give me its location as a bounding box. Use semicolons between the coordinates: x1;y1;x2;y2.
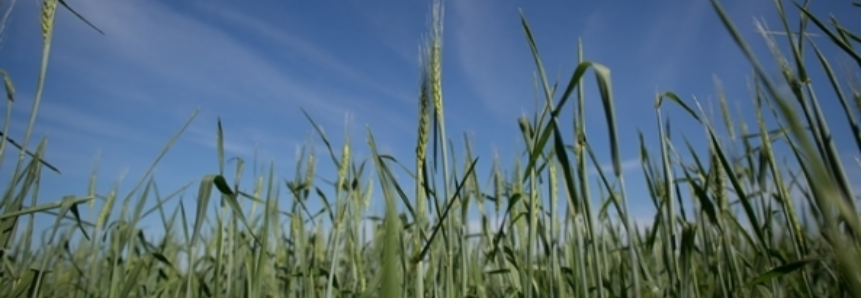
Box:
41;0;58;42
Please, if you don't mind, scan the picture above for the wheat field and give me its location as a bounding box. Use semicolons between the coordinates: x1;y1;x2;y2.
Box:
1;0;860;297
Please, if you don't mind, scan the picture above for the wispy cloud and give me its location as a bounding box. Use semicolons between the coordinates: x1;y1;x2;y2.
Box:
183;113;308;162
59;0;342;113
48;0;407;140
589;157;642;177
450;0;534;123
35;101;153;145
200;5;415;106
35;0;427;171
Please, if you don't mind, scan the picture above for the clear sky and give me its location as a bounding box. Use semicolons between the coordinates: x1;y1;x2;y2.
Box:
1;0;859;239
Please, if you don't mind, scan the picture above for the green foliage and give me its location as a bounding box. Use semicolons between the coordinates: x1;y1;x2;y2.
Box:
1;0;860;297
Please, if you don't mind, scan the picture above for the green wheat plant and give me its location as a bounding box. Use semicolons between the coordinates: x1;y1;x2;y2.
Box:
1;0;860;297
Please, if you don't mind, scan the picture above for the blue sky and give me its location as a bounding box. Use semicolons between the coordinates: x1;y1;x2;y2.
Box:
1;0;859;240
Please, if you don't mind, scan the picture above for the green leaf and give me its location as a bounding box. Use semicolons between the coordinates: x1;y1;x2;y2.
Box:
744;259;818;288
190;175;215;248
0;69;14;102
213;175;234;196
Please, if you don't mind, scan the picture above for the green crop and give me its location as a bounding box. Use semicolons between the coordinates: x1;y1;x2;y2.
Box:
1;0;859;297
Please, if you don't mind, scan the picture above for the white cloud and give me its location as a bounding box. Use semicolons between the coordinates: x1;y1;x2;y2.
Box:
199;5;415;105
589;157;642;177
183;113;309;163
4;0;432;178
450;0;533;122
34;101;151;144
43;0;390;131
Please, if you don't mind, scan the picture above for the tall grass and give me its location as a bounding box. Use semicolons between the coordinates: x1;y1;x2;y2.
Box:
1;0;860;297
